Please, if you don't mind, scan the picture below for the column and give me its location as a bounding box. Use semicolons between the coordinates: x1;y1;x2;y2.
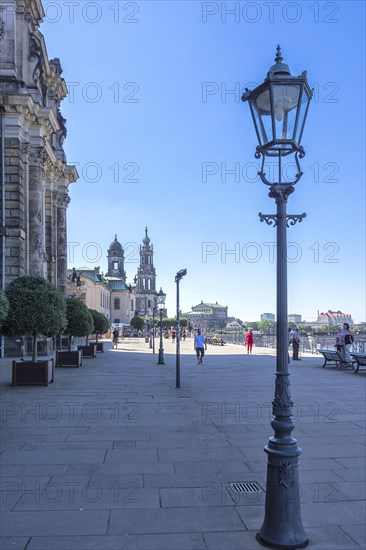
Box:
56;188;70;295
28;147;47;278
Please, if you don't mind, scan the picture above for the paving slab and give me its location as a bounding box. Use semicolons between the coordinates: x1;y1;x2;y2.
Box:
0;341;365;550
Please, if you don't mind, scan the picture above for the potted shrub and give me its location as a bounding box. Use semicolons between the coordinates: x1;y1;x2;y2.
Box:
3;276;67;386
58;297;95;365
89;309;109;352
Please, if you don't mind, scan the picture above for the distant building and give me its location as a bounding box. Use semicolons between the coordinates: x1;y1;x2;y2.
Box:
67;267;111;320
261;313;275;321
317;310;352;325
134;228;158;317
183;301;228;331
67;228;165;324
288;314;302;324
104;235;134;325
225;320;244;331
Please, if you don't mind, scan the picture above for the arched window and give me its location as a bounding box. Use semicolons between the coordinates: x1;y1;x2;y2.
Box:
114;318;120;324
114;298;120;310
113;261;118;270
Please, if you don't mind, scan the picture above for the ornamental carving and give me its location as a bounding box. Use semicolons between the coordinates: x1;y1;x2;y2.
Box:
57;193;71;208
28;35;47;105
28;147;49;167
272;375;294;417
278;461;295;488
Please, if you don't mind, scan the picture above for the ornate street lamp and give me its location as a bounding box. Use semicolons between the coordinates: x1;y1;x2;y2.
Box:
175;269;187;388
157;287;166;365
242;46;312;549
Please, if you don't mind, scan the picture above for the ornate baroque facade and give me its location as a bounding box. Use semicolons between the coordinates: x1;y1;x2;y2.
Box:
0;0;78;293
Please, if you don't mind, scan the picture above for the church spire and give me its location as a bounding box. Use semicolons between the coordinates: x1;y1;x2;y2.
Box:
143;226;150;247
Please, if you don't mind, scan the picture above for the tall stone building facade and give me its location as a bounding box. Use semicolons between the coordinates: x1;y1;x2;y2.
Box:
0;0;78;294
135;227;157;316
104;235;134;325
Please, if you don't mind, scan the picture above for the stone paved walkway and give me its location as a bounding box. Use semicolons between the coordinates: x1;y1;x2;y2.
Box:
0;339;365;550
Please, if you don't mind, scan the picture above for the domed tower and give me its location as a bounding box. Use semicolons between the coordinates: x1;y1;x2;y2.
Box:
106;235;126;281
135;227;157;315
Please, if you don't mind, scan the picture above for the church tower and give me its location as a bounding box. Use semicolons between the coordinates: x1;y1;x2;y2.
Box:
135;227;157;315
106;235;126;281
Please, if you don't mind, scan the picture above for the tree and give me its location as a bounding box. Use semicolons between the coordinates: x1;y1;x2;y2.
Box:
3;276;67;362
297;324;312;335
130;315;144;332
89;309;109;342
0;290;9;329
258;320;276;333
64;297;94;351
161;317;188;328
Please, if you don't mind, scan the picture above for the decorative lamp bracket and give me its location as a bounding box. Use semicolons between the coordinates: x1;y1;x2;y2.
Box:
259;212;306;228
256;147;305;187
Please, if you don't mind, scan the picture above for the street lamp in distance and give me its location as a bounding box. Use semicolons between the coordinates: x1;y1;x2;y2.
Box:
152;305;157;353
157;287;166;365
175;269;187;388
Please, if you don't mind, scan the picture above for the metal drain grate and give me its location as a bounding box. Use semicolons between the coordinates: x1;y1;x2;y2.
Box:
228;481;263;493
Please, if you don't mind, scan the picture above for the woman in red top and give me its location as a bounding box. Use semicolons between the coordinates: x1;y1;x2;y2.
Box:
245;329;254;353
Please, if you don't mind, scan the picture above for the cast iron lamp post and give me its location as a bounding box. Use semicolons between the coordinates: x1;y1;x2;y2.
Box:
152;306;157;353
175;269;187;388
242;46;312;549
157;287;166;365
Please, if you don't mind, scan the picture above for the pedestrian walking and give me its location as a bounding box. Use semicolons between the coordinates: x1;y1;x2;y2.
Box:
112;328;119;349
194;328;206;365
245;328;254;353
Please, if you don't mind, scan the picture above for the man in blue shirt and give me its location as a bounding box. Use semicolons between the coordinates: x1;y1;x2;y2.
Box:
194;328;206;365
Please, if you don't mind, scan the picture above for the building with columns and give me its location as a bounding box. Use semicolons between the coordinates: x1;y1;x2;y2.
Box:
0;0;78;293
183;301;229;331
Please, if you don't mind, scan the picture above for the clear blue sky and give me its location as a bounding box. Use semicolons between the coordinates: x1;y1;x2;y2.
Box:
42;1;365;323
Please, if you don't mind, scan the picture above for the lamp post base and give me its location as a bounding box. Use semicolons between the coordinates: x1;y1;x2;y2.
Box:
158;348;164;365
256;435;308;550
256;533;308;550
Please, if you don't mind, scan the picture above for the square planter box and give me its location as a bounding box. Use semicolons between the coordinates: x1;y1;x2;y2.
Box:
89;341;105;353
12;359;54;386
56;350;83;368
78;344;97;358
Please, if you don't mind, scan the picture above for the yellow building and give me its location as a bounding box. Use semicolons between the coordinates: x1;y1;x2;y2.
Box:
67;267;111;321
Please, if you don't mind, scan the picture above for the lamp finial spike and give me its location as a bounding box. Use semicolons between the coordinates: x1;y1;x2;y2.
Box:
269;45;290;75
275;45;283;64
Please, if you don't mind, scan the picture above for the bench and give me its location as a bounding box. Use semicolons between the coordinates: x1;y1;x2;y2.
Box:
208;337;226;346
350;353;366;374
318;349;344;368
